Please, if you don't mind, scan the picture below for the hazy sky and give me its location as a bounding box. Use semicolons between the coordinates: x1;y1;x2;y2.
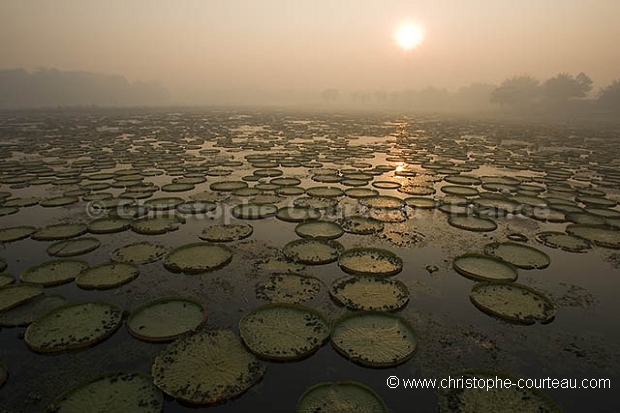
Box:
2;0;619;99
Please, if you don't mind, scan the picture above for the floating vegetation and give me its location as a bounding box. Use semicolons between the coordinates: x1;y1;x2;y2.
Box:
163;242;232;273
76;262;139;290
361;195;405;210
255;274;322;304
275;206;322;222
330;276;410;311
345;188;379;198
0;284;43;312
453;253;518;282
293;196;339;210
338;248;403;276
566;224;620;249
40;196;79;207
331;312;417;367
306;186;345;198
47;237;101;257
232;203;278;219
47;371;164;413
536;231;592;253
470;283;556;325
295;220;344;239
143;197;185;210
339;215;384;235
110;241;168;264
0;225;38;243
372;181;401;190
32;224;88;241
131;215;184;235
283;239;344;265
210;180;249;192
127;297;207;342
296;381;388;413
87;217;131;234
437;370;561;413
20;259;89;287
200;223;254;242
448;215;497;232
484;242;551;269
0;273;14;287
0;294;66;327
151;330;266;405
25;301;123;353
398;185;436;196
404;196;436;209
239;303;330;360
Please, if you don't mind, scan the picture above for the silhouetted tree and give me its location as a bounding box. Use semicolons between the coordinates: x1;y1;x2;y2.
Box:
541;72;592;106
598;79;620;111
491;75;540;109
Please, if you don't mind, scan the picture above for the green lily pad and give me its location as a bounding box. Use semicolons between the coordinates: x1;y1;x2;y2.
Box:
484;242;551;270
0;294;67;327
536;231;592;253
40;196;79;207
131;215;184;235
275;206;322;222
210;181;249;192
163;242;232;273
361;195;405;209
47;371;164;413
338;248;403;276
448;215;497;232
339;216;384;235
331;312;417;367
25;301;123;353
566;224;620;249
470;282;556;325
306;186;345;198
232;203;278;219
47;237;101;257
127;297;207;342
0;284;43;312
20;259;89;287
296;381;388;413
199;223;253;242
76;262;139;290
255;274;322;304
0;273;15;287
143;197;185;210
151;330;266;405
330;276;410;311
453;253;518;282
111;242;168;264
87;217;131;234
295;220;344;239
239;303;330;361
32;224;88;241
283;239;344;265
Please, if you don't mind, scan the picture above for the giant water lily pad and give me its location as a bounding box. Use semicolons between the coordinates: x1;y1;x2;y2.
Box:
231;203;278;219
255;274;322;304
329;276;410;311
87;217;131;234
484;242;550;270
275;207;321;222
536;231;592;253
0;284;43;312
295;220;344;239
163;242;232;273
76;263;139;290
338;248;403;276
25;301;123;353
339;216;384;235
296;381;388;413
32;224;87;241
239;304;330;360
0;273;14;287
20;259;89;287
283;239;344;265
127;298;207;342
47;372;164;413
0;294;67;327
131;216;184;235
199;223;253;242
111;242;168;264
448;215;497;232
566;224;620;249
47;237;101;257
437;370;562;413
151;330;266;405
470;283;556;325
331;312;417;367
453;253;518;282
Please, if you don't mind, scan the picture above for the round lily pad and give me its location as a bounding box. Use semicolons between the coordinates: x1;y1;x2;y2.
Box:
0;273;14;287
25;301;123;353
176;201;216;215
330;276;410;311
255;274;322;304
372;181;402;190
76;262;139;290
437;370;562;413
470;283;556;325
47;371;164;413
345;188;379;198
566;224;620;249
232;203;278;219
32;224;88;241
163;242;232;273
340;216;384;235
239;303;330;361
484;242;551;270
0;225;37;243
20;259;89;287
151;330;266;405
127;297;207;342
338;248;403;276
295;220;344;239
453;253;518;282
131;216;184;235
47;237;101;257
331;312;417;367
40;196;79;207
143;197;185;210
361;195;405;209
0;284;43;312
199;223;253;242
404;196;436;209
296;381;388;413
276;206;322;222
306;186;344;198
210;180;248;191
448;215;497;232
111;242;168;264
536;231;592;253
87;217;131;234
283;239;344;265
0;294;67;327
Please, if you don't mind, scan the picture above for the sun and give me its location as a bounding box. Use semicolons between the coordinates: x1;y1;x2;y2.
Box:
395;22;424;50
